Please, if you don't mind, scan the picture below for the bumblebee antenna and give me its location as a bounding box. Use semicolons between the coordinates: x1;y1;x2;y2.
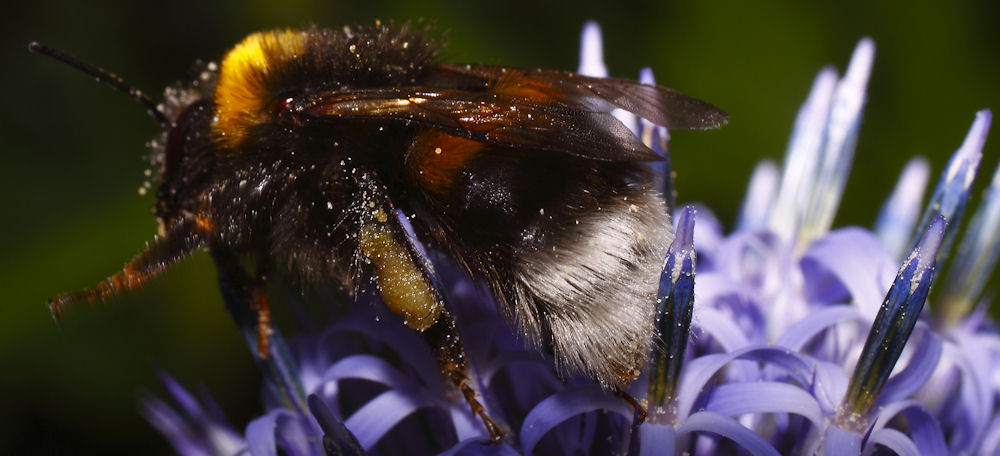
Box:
29;41;169;126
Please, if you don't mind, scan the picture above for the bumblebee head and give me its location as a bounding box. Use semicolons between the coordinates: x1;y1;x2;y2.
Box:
26;41;208;230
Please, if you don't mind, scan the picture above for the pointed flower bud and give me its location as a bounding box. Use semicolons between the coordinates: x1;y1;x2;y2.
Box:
911;110;990;273
647;206;697;421
839;216;945;426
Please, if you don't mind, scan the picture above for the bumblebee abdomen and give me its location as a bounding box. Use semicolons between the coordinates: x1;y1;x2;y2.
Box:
408;146;670;386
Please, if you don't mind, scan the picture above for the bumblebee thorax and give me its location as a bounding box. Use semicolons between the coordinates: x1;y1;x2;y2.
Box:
211;24;440;151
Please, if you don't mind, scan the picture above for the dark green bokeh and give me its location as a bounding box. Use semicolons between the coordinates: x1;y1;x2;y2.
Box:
3;1;997;453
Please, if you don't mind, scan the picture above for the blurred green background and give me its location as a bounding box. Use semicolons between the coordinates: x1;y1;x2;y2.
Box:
3;1;998;453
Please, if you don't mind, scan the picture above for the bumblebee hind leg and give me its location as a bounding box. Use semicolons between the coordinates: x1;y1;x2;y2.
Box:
425;310;504;443
353;171;504;443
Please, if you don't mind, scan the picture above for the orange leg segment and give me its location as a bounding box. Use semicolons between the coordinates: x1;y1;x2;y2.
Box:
614;387;648;423
424;310;505;444
252;284;274;358
48;219;203;320
209;248;275;359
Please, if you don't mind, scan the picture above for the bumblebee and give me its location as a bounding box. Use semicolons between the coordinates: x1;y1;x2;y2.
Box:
36;23;726;442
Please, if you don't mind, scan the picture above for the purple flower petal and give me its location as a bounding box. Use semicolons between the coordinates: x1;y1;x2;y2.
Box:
325;313;442;391
479;350;562;409
142;396;215;456
774;305;865;351
939;331;995;451
811;360;850;414
980;412;1000;454
159;372;208;422
738;160;779;231
519;384;633;454
675;353;744;420
478;349;548;382
439;437;520;456
676;346;822;421
675;411;780;456
320;354;421;392
692;305;752;352
142;376;246;456
704;382;824;427
635;423;676;456
876;158;931;260
874;324;942;407
445;403;488;442
867;428;920;456
770;67;838;240
711;230;780;290
454;318;506;363
245;410;286;456
345;389;435;450
871;399;946;456
693;272;751;307
800;38;874;239
800;227;897;317
577;21;607;78
820;425;863;456
941;114;1000;322
276;414;322;456
246;409;321;456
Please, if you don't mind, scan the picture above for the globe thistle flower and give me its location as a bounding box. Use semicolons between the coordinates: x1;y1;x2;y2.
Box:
145;22;1000;455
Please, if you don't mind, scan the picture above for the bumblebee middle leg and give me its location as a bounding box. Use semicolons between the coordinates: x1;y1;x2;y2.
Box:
211;246;307;411
210;247;274;359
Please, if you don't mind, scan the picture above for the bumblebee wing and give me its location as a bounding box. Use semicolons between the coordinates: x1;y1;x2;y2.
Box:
426;63;729;131
306;87;660;161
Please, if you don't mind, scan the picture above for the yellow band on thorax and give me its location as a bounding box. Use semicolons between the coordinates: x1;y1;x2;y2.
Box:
213;29;307;149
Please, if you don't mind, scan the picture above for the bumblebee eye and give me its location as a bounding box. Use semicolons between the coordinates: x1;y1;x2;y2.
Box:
271;92;304;114
272;96;293;113
270;92;306;127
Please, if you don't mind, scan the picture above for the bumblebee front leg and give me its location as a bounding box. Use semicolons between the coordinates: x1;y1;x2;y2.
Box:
210;247;273;358
353;171;504;443
48;218;205;319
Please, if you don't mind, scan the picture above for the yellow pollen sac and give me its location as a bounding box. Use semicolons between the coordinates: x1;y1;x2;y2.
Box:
358;217;442;331
213;29;307;149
